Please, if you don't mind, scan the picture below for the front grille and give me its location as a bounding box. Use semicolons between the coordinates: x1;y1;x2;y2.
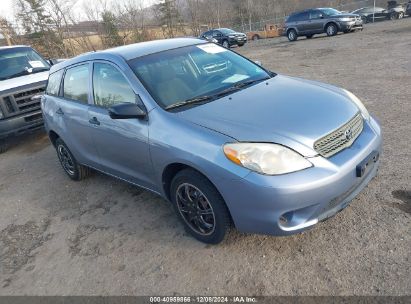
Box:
3;96;15;113
12;87;44;113
314;113;364;158
24;113;43;123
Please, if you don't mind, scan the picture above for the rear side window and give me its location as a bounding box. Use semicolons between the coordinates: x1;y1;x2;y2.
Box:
299;12;309;21
310;10;323;19
288;12;308;22
92;62;135;108
46;70;63;96
63;64;89;103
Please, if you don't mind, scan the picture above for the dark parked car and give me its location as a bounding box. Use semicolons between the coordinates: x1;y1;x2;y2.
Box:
407;1;411;16
200;28;247;48
0;46;50;153
285;8;363;41
352;4;405;22
352;7;391;23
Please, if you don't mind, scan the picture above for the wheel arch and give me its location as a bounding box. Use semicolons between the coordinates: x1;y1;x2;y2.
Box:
162;162;217;201
324;21;339;32
161;162;235;224
287;27;298;35
48;130;60;147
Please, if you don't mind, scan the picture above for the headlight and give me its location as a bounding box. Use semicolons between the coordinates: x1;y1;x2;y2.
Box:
343;89;370;121
223;143;312;175
338;17;352;22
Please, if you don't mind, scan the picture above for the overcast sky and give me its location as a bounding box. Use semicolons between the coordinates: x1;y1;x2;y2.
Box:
0;0;156;21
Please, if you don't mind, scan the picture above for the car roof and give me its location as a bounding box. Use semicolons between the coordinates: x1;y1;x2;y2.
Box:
0;45;32;50
50;37;207;73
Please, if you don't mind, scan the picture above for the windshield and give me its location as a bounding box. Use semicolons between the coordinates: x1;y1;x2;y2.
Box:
219;28;236;35
320;8;342;16
0;47;50;81
128;44;270;109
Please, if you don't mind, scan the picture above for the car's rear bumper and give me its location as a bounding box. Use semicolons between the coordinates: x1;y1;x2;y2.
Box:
218;116;381;236
0;110;44;139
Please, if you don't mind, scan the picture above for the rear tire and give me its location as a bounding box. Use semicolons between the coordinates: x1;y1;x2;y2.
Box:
398;12;404;19
170;169;231;244
55;138;90;181
287;29;298;41
252;34;260;41
326;23;338;36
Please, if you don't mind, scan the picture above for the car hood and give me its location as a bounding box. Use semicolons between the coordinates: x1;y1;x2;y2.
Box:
0;71;49;94
230;32;246;37
331;13;359;18
178;75;359;157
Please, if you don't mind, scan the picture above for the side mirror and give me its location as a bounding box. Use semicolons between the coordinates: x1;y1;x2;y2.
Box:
320;14;324;19
254;60;263;66
108;103;147;120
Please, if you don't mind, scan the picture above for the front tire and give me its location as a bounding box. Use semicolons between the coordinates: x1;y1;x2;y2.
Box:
326;23;338;36
222;40;229;48
170;169;231;244
55;138;90;181
287;29;298;41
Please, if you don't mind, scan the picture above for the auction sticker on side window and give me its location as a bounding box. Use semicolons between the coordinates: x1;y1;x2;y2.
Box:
28;61;46;68
197;44;227;54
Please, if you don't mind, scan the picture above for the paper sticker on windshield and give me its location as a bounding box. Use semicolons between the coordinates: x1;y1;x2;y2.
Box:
223;74;249;84
28;61;45;68
197;44;227;54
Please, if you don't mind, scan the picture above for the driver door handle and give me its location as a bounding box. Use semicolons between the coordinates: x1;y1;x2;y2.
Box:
89;117;100;126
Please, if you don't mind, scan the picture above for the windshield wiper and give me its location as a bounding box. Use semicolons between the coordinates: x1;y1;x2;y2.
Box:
165;95;213;110
165;77;271;111
0;67;49;81
233;77;271;89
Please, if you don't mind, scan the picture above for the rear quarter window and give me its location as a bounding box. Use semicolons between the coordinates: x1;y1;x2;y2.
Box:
46;70;64;96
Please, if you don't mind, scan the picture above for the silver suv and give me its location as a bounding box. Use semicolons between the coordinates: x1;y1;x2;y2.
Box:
285;8;363;41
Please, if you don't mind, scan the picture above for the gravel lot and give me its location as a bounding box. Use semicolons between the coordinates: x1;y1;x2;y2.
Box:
0;19;410;296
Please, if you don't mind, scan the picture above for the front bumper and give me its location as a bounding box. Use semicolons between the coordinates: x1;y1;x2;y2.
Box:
218;117;381;236
339;20;363;31
229;37;247;45
0;110;44;139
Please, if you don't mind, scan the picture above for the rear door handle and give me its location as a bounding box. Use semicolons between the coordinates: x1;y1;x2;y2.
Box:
56;108;64;115
89;117;100;126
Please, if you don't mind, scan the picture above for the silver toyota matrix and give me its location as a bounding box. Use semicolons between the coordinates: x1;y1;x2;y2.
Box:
42;38;382;244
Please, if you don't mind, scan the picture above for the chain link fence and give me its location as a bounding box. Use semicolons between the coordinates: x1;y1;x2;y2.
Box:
231;0;398;33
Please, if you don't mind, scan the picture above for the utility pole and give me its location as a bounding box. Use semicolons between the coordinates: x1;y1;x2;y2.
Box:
373;0;376;23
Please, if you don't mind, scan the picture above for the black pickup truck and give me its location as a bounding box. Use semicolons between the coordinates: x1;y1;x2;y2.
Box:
0;46;51;153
